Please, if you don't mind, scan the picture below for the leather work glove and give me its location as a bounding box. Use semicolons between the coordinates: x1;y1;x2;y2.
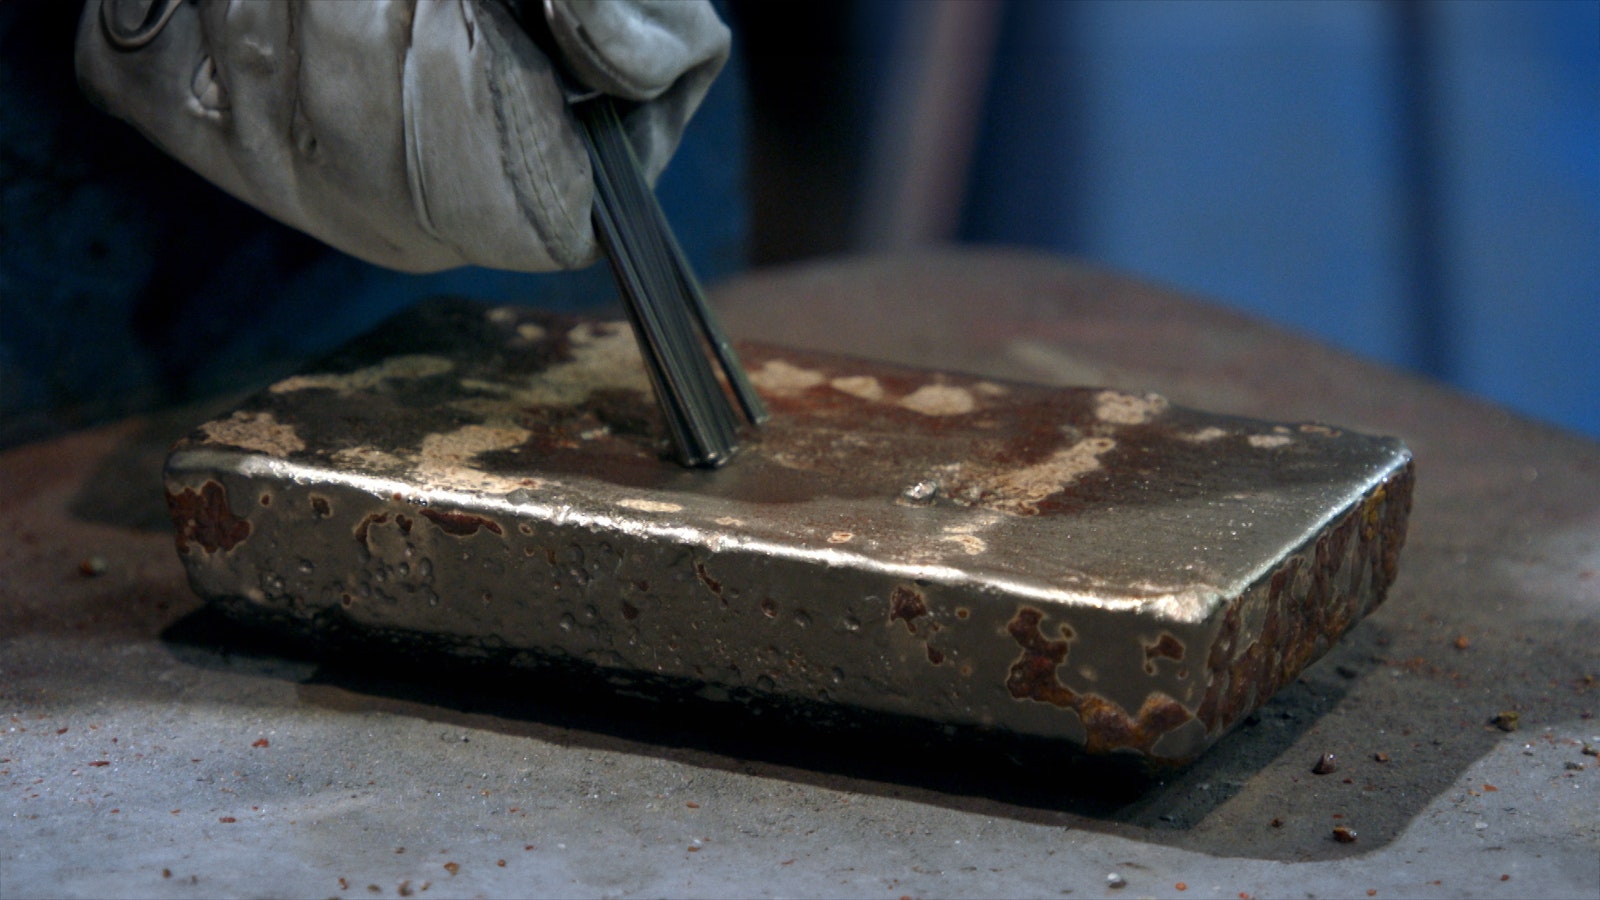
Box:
75;0;730;272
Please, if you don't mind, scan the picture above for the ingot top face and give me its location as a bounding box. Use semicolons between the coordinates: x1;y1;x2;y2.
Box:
165;299;1413;764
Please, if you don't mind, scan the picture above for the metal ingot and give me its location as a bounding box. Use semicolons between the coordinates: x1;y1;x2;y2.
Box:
164;299;1413;765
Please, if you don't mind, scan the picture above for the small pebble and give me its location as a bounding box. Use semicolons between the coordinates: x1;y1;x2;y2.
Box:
1312;753;1339;775
1106;873;1127;889
1373;752;1390;763
1491;711;1520;732
1332;826;1358;844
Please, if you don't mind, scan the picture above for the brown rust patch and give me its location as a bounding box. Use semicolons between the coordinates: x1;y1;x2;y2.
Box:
694;561;723;598
889;585;928;633
926;645;945;666
1004;607;1075;706
620;601;640;621
1143;633;1186;674
1194;464;1414;739
396;513;414;535
168;481;251;554
1005;606;1192;755
353;512;389;545
420;508;504;537
310;495;332;518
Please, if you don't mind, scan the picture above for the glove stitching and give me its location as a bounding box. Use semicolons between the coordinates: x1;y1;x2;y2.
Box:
400;1;447;250
481;2;587;267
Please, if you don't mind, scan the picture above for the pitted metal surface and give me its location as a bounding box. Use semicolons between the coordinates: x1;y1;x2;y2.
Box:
164;298;1412;764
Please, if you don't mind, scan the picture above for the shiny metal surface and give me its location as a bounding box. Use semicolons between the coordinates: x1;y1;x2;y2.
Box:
164;297;1411;764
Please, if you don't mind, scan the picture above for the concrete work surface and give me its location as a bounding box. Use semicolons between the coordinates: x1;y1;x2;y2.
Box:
3;250;1597;898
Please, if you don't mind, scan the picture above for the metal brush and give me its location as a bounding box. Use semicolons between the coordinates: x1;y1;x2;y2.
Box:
573;94;768;467
515;3;767;467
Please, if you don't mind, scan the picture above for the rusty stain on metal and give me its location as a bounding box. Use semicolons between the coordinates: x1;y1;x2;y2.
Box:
163;299;1414;764
419;508;504;537
1004;606;1195;756
889;585;928;633
167;481;250;554
1143;634;1186;673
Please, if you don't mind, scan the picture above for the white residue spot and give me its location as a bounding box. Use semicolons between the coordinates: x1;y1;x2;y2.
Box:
899;384;976;416
332;445;404;472
1094;390;1169;425
1248;434;1293;449
981;437;1116;514
750;359;826;395
939;534;987;555
830;375;884;402
617;498;684;514
201;411;306;456
270;354;454;394
412;424;536;494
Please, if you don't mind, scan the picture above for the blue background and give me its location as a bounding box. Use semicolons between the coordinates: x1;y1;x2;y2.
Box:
958;0;1598;437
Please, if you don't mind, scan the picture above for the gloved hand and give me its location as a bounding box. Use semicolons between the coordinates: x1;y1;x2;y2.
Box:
75;0;730;273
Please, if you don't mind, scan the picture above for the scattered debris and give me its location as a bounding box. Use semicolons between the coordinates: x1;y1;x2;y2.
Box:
78;556;108;577
1491;711;1520;732
442;862;459;876
1106;873;1127;889
1582;743;1598;757
1373;752;1390;763
1452;635;1470;650
1312;753;1339;775
251;738;269;748
1332;826;1358;844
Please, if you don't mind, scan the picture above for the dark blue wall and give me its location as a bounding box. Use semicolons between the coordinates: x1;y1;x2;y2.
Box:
962;0;1599;437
